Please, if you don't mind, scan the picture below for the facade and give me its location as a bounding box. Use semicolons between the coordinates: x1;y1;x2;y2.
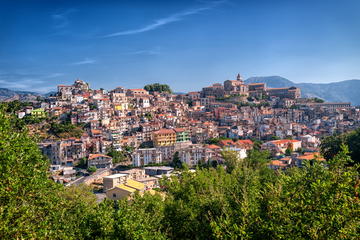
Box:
224;74;249;96
267;87;301;99
201;83;225;98
132;148;162;166
103;173;129;190
105;179;145;200
153;129;177;147
88;154;113;168
174;128;191;142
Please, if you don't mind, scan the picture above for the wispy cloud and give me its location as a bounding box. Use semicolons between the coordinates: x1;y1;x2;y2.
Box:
52;8;77;29
103;1;226;37
0;72;64;93
71;58;96;65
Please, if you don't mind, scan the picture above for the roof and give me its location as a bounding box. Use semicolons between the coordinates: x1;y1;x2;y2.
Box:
125;179;145;191
88;154;112;160
270;160;288;167
103;173;128;179
237;140;254;145
154;129;176;135
218;139;236;146
207;144;221;149
173;128;186;133
115;184;136;193
270;139;301;145
297;153;325;161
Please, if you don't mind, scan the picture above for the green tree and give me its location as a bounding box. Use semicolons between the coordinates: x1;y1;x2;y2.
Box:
171;151;183;169
107;146;126;164
144;83;172;94
87;166;97;173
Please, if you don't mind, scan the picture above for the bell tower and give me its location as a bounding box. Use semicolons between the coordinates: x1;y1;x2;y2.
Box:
236;73;243;83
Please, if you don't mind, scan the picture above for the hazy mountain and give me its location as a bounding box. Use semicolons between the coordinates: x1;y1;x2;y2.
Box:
0;88;41;101
245;76;360;105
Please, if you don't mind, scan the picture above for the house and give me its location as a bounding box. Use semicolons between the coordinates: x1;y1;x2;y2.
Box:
294;152;325;167
31;108;47;118
144;166;174;176
88;154;113;169
106;179;145;200
262;139;302;156
103;173;129;190
153;129;177;147
132;148;163;166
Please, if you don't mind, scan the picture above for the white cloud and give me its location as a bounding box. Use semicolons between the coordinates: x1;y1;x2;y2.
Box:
0;72;64;93
71;58;96;65
103;1;226;37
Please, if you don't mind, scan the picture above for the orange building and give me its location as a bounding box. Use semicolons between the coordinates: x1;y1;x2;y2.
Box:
153;129;177;147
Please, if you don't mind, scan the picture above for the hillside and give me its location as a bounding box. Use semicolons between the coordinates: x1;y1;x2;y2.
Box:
245;76;360;105
0;88;41;102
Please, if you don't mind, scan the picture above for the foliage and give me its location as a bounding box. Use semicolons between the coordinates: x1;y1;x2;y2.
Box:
313;97;325;103
87;166;97;173
285;147;292;156
107;146;126;164
206;137;231;145
171;151;183;169
49;122;84;138
1;107;359;239
0;108;112;239
144;83;172;94
320;128;360;165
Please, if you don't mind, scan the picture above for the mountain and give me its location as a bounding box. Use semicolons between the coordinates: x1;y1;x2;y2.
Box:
245;76;360;105
0;88;41;101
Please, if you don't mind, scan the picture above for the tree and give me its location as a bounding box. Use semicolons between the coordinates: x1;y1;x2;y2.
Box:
87;166;97;173
107;146;126;164
144;83;172;94
0;107;111;239
171;151;183;169
285;147;292;156
320;128;360;165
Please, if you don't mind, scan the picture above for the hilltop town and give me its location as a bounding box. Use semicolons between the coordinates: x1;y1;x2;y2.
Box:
10;74;359;200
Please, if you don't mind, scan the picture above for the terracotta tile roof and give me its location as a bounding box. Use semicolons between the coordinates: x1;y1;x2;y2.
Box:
154;129;176;134
88;154;111;160
207;144;221;149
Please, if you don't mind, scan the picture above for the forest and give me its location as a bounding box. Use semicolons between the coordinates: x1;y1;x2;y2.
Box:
0;107;359;239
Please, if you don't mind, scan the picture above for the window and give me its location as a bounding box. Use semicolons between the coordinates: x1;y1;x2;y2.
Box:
113;193;117;198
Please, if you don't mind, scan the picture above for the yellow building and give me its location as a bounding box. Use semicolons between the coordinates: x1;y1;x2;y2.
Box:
106;179;145;200
31;108;47;118
153;129;176;147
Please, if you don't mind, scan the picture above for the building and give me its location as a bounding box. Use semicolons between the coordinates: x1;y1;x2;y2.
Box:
153;129;177;147
132;148;162;166
201;83;225;98
31;108;47;118
103;173;129;190
223;74;249;96
106;179;145;200
174;128;191;142
88;154;113;169
262;139;302;156
144;166;174;176
266;87;301;99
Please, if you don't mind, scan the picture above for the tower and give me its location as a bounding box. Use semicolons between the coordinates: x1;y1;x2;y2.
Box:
236;73;243;83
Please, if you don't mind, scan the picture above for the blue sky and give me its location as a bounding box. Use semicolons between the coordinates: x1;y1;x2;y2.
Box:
1;0;360;93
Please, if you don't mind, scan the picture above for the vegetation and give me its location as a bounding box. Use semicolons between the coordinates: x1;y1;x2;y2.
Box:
313;97;325;103
1;107;359;239
107;146;126;164
171;151;183;169
144;83;172;93
321;128;360;165
49;122;84;138
87;166;97;173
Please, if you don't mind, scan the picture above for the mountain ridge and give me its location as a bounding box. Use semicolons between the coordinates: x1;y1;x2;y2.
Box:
245;76;360;105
